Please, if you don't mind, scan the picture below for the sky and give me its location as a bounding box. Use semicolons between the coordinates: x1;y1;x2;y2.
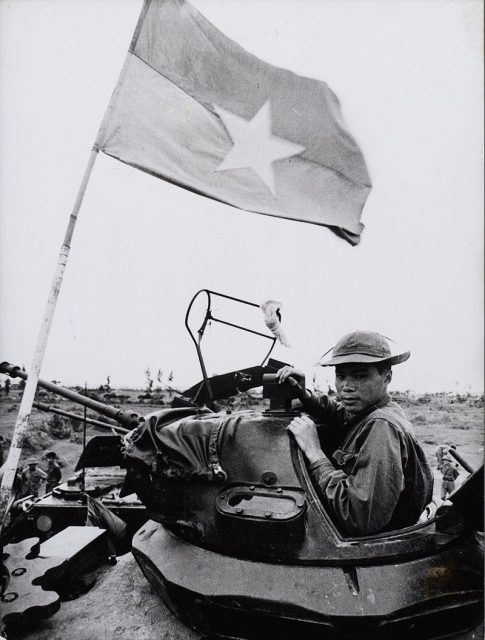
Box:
0;0;483;394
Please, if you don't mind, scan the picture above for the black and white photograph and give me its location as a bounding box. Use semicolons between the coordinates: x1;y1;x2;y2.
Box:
0;1;483;638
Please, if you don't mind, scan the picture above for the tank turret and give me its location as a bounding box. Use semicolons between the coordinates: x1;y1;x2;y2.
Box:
122;369;483;640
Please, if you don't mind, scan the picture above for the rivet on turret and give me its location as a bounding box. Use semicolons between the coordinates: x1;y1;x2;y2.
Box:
249;485;255;491
276;487;282;493
236;508;244;514
265;512;272;519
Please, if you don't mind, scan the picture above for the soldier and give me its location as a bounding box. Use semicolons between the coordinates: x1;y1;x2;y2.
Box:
277;331;433;536
20;459;47;498
440;456;459;501
45;451;62;493
436;442;456;470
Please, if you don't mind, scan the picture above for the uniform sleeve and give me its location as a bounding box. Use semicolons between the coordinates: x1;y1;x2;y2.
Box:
300;391;342;425
38;468;48;479
309;420;405;535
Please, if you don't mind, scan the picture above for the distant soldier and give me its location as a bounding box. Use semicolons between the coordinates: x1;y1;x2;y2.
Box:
5;378;10;396
435;442;456;470
45;451;62;493
20;459;47;498
440;457;459;501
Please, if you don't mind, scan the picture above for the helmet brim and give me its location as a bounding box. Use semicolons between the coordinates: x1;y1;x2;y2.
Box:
317;346;410;367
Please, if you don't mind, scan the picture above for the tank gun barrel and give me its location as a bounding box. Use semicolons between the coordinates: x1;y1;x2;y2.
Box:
0;361;143;431
33;401;129;434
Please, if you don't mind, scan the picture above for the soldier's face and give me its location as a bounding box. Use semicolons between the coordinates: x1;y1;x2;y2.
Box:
335;364;390;415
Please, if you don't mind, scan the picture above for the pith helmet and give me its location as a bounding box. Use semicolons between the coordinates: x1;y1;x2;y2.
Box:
317;331;410;367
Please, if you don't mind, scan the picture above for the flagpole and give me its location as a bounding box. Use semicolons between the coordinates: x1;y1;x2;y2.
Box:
0;147;99;533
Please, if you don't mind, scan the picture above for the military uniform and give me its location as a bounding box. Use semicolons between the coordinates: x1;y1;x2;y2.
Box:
46;461;62;493
301;392;433;535
440;460;459;500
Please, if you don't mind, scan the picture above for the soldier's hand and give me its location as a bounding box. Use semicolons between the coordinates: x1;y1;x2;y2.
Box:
276;366;305;387
276;366;308;401
287;414;323;464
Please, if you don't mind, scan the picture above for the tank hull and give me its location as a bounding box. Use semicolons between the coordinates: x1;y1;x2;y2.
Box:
132;520;483;640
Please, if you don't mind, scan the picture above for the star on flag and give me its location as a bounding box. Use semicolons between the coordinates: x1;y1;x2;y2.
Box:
214;101;305;197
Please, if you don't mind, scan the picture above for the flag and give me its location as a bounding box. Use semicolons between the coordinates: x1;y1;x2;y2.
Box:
95;0;372;245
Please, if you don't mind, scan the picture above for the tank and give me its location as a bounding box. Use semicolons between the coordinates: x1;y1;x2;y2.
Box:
0;363;147;546
124;382;483;640
1;290;483;639
5;443;147;546
128;291;483;639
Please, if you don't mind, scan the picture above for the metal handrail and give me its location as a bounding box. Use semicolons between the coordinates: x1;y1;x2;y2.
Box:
184;289;276;404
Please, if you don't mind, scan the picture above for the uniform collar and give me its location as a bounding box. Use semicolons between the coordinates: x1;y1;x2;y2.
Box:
342;393;391;426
